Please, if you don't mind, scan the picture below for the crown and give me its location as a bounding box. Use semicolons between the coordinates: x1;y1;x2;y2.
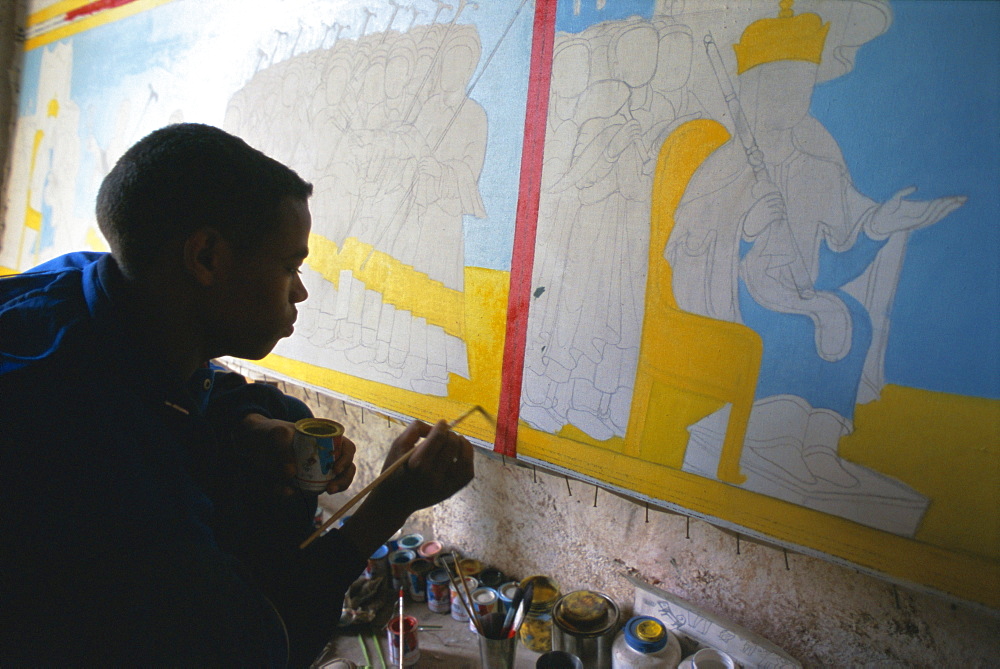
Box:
733;0;830;74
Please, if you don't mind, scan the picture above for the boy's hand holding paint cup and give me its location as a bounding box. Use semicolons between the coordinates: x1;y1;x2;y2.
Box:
241;413;357;496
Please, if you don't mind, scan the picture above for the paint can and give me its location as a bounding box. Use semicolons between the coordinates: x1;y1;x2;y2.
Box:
363;544;390;581
386;614;420;667
386;529;404;553
418;540;444;561
390;549;416;592
398;533;424;552
497;581;520;615
469;586;499;632
292;418;343;492
407;558;434;602
519;575;561;653
450;576;478;622
459;558;483;581
551;590;620;669
426;568;452;613
434;551;460;574
479;566;505;589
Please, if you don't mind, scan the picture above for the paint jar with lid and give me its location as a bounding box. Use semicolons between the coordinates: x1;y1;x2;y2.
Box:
398;532;424;552
611;616;681;668
552;590;620;669
426;568;452;614
479;566;505;589
518;575;560;653
459;557;483;581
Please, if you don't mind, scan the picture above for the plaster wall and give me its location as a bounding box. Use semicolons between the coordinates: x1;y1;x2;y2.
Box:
0;0;23;225
236;370;1000;668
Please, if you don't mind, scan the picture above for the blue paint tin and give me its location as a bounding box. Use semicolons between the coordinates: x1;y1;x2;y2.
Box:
427;568;451;613
364;544;390;580
390;549;416;592
497;580;519;615
398;533;424;552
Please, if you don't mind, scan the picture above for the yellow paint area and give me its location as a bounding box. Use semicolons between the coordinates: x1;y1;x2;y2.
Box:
258;264;508;445
625;119;761;483
842;385;1000;561
306;234;464;337
47;98;60;117
26;0;177;51
519;382;1000;608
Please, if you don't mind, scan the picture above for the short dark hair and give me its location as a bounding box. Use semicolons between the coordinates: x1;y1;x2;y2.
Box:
96;123;313;278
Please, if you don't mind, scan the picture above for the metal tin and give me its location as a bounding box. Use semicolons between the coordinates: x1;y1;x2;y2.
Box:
426;568;451;613
450;576;478;622
292;418;343;492
389;549;416;592
551;590;620;669
497;581;519;615
479;566;505;589
459;558;483;580
363;544;390;580
407;558;434;602
387;614;420;667
434;551;460;574
418;540;444;561
519;575;560;653
469;586;499;632
398;533;424;551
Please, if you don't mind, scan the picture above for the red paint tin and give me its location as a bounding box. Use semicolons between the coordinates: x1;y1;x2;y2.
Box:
386;615;419;667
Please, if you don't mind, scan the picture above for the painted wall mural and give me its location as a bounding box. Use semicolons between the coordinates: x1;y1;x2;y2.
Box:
1;0;997;609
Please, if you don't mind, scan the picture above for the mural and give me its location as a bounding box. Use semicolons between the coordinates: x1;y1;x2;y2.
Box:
1;0;997;608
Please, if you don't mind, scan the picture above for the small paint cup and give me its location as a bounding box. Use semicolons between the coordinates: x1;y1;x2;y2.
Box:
434;551;460;574
469;586;499;632
407;558;434;602
398;533;424;552
390;549;416;592
387;615;419;667
497;581;519;615
450;576;478;622
292;418;343;492
418;540;444;561
459;558;483;581
427;568;451;613
363;544;390;581
691;648;736;669
479;566;505;589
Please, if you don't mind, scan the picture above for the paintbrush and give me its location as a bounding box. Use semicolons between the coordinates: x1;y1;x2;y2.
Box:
397;587;404;669
443;560;479;625
499;585;523;638
508;582;534;638
453;551;484;636
300;405;492;549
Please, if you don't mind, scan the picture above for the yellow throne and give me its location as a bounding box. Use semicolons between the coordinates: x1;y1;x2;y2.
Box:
624;119;762;484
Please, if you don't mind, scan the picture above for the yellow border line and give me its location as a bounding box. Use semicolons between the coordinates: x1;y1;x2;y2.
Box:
27;1;95;27
25;0;178;51
518;427;1000;609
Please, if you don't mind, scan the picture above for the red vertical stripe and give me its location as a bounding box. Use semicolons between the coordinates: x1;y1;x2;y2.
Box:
495;0;557;457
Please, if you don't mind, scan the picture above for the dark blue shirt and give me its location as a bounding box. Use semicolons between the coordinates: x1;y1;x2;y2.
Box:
0;252;365;666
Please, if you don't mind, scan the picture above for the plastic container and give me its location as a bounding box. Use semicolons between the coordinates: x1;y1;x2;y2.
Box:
552;590;620;669
519;575;561;653
611;616;681;668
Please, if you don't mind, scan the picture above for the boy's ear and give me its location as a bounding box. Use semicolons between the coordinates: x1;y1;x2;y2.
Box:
183;228;229;286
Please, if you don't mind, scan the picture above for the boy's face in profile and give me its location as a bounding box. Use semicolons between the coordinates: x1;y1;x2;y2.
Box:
210;196;312;360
